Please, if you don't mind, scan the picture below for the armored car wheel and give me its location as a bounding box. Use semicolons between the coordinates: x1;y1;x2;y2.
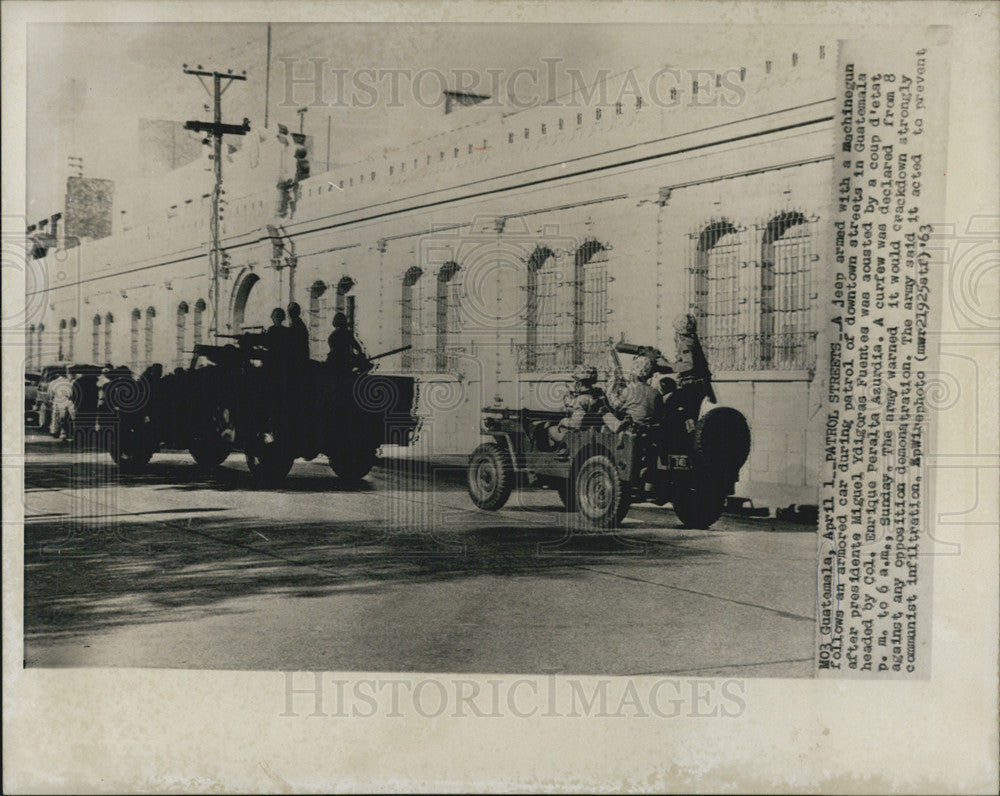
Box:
189;405;234;467
246;440;295;488
574;454;630;530
189;438;232;468
671;485;727;529
328;445;377;483
111;421;155;475
467;442;514;511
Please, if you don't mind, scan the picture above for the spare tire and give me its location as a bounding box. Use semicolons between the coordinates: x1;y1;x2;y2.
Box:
693;407;750;476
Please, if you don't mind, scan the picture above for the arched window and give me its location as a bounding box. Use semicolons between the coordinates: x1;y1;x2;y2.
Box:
573;240;610;366
92;315;101;362
68;318;77;361
27;324;35;371
335;276;356;331
524;246;558;371
144;307;156;369
176;302;189;369
308;281;327;353
232;273;261;331
192;300;206;348
762;212;811;368
104;313;114;363
690;220;740;370
401;266;423;371
130;309;141;370
435;263;461;372
58;319;67;362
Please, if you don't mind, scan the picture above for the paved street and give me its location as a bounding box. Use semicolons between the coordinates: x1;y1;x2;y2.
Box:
22;430;817;676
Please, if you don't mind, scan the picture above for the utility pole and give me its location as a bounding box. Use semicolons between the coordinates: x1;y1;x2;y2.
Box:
182;65;248;340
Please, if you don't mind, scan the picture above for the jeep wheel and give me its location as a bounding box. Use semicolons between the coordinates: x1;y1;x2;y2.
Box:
467;442;514;511
671;485;726;529
574;454;630;529
246;438;294;488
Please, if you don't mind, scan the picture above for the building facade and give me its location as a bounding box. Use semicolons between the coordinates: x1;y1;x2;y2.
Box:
28;47;836;507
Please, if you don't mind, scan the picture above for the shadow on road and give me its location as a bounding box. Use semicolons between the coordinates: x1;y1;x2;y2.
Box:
24;502;712;650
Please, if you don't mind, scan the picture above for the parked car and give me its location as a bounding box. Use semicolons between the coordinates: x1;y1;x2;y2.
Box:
24;371;41;425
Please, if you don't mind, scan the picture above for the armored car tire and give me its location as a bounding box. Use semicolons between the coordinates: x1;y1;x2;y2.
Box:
671;485;727;529
189;438;232;468
111;424;155;475
245;443;295;488
467;442;514;511
574;454;630;530
328;445;377;483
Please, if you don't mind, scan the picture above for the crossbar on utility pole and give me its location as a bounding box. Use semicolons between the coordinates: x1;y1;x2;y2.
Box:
182;65;248;341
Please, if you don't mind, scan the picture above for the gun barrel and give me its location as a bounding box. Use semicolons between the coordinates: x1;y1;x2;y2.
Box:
614;342;645;355
369;344;413;361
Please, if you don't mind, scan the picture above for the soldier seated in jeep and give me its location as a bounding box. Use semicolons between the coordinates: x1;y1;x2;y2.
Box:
544;365;612;450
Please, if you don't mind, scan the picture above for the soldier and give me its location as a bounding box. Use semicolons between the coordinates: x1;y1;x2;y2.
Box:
264;307;289;359
608;357;664;426
286;302;310;367
608;357;665;496
663;313;715;445
326;311;365;375
547;365;611;446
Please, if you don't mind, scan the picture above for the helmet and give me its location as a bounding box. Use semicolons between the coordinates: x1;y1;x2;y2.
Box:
630;357;655;381
674;313;698;335
573;365;598;385
332;312;348;328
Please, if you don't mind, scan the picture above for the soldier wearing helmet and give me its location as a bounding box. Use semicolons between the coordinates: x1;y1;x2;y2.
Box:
326;311;366;375
547;364;611;446
609;356;664;426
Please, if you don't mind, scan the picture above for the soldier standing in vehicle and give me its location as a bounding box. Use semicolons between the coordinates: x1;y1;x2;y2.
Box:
326;311;365;375
664;313;715;443
286;302;310;367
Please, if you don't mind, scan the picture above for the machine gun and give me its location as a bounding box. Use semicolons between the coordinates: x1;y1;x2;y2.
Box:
615;337;716;404
346;344;412;374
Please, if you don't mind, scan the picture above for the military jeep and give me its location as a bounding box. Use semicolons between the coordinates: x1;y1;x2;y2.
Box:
466;400;751;530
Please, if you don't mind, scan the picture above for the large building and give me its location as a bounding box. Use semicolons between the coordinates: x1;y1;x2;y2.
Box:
27;46;836;507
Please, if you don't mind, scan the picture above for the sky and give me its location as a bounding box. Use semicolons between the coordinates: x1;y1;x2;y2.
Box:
26;22;829;216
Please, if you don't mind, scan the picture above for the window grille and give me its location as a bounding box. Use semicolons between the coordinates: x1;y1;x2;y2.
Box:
58;320;66;362
27;325;35;370
104;314;114;363
435;263;462;372
191;302;205;351
523;246;574;371
308;281;327;353
687;214;817;371
144;307;156;370
130;309;141;370
573;240;609;366
335;276;356;331
92;315;101;362
175;302;189;369
401;267;423;372
68;318;76;361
